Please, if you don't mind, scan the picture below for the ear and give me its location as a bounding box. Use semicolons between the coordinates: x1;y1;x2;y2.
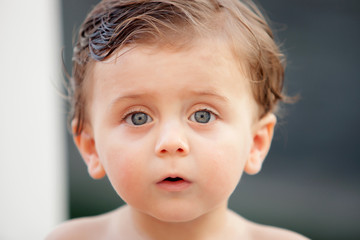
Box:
244;113;277;175
72;120;106;179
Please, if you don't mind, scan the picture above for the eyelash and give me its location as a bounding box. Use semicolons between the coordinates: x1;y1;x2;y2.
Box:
121;108;149;121
189;108;218;122
120;107;219;124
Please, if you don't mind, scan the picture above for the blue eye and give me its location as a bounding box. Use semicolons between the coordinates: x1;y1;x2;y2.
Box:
125;112;152;125
190;110;216;124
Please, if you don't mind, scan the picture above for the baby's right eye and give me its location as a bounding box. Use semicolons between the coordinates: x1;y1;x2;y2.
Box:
124;112;153;126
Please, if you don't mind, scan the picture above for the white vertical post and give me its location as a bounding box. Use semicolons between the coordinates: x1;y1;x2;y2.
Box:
0;0;67;239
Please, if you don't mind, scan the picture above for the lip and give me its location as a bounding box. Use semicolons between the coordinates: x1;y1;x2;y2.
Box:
156;175;192;192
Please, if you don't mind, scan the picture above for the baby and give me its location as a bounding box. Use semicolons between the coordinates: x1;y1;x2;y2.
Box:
47;0;308;239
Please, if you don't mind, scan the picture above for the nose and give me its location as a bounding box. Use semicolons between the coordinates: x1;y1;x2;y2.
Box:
155;121;189;157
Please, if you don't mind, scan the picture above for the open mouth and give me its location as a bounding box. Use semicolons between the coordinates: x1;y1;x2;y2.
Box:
157;176;191;192
163;177;184;182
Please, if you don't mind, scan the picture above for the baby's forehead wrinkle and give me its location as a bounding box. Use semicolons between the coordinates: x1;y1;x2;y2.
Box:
106;88;230;110
187;89;230;103
108;93;151;109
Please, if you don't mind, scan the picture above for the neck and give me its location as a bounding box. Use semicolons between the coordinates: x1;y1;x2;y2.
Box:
130;203;230;240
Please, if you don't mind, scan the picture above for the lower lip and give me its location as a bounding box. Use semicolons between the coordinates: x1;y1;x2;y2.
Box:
156;180;192;192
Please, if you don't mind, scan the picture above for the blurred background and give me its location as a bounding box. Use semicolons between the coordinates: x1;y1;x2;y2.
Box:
0;0;66;239
0;0;359;239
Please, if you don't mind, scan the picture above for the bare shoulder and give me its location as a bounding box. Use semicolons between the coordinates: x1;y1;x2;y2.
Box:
45;208;123;240
245;219;310;240
227;210;309;240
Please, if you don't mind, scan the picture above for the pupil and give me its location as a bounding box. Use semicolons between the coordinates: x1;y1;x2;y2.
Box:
195;111;210;123
132;113;147;125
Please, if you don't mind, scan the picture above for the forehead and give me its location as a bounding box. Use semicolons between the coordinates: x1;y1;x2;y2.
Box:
93;39;248;87
87;38;256;114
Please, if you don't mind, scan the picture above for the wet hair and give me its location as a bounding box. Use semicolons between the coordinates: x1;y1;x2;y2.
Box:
70;0;287;135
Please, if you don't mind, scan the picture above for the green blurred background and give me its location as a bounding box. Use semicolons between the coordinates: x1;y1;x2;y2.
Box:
60;1;360;239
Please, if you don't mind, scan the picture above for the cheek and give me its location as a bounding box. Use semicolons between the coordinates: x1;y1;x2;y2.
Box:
197;132;251;199
206;147;245;190
97;138;149;202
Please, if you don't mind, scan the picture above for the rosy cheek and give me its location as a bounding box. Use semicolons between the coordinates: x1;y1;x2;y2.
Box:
213;151;242;182
200;140;246;194
100;147;139;194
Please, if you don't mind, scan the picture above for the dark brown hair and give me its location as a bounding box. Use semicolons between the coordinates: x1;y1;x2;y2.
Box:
70;0;287;135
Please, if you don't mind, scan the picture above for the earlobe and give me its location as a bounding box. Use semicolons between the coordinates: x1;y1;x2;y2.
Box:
244;113;276;175
72;120;106;179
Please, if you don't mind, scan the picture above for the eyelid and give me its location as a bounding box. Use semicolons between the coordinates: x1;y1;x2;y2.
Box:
191;106;219;117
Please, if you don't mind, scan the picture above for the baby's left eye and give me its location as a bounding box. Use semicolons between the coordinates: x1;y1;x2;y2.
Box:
189;110;216;124
124;112;153;126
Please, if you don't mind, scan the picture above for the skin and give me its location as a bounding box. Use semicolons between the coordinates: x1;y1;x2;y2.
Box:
46;38;309;240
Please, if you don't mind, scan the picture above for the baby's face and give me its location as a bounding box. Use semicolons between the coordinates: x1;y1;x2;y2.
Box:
86;39;258;222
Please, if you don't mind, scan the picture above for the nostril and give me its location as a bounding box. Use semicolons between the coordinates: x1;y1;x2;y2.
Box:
159;148;184;154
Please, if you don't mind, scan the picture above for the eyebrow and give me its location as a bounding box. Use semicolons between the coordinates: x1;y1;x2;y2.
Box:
108;93;151;109
108;89;229;110
187;90;230;103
